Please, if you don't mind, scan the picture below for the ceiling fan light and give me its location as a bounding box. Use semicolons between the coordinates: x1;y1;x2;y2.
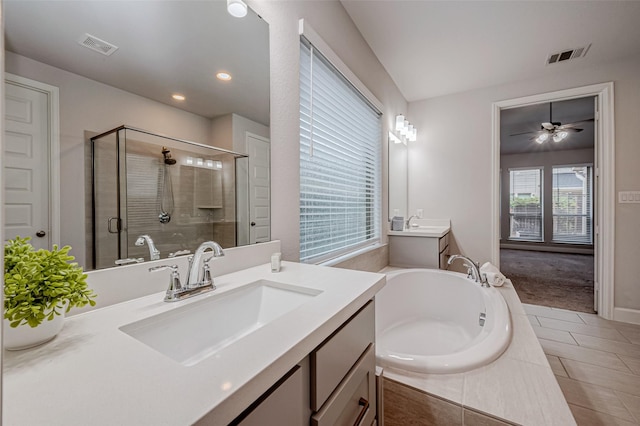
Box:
535;133;549;144
553;131;569;143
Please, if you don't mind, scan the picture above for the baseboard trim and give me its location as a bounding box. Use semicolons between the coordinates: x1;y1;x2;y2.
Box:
613;307;640;325
500;243;594;255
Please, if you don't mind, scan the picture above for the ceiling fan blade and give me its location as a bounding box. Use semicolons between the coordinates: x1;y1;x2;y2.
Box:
559;118;595;129
509;130;539;136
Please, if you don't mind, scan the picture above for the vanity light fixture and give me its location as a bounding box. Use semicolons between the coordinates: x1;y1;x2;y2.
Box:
227;0;247;18
389;131;402;144
216;72;232;81
394;114;418;143
172;94;186;101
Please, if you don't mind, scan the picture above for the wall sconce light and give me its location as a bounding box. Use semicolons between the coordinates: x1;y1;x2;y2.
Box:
389;131;402;144
394;114;418;143
227;0;247;18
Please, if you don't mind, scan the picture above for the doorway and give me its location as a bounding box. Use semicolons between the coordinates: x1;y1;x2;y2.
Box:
3;74;59;249
499;97;596;313
491;83;615;319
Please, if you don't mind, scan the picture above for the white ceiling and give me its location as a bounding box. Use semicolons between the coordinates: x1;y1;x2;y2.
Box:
4;1;270;125
341;1;640;102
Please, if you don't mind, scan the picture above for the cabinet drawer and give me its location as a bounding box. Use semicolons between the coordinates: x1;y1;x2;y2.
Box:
312;344;376;426
232;365;306;426
439;245;449;270
311;301;375;410
439;233;449;252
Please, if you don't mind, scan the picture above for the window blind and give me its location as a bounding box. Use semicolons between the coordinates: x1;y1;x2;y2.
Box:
508;168;543;241
299;39;382;264
552;165;593;244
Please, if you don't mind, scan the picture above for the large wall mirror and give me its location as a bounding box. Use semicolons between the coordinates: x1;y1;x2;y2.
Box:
388;134;408;220
3;1;270;270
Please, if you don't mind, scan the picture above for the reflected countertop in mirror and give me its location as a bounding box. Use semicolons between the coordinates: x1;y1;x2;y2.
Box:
2;1;271;271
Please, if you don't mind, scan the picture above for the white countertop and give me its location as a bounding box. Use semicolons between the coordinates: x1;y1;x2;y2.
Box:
388;218;451;238
3;262;385;426
388;226;450;238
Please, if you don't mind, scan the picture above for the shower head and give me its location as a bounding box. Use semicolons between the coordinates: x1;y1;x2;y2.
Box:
161;146;177;165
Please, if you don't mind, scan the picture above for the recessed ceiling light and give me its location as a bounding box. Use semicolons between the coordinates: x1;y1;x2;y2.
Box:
216;72;232;81
227;0;247;18
172;94;186;101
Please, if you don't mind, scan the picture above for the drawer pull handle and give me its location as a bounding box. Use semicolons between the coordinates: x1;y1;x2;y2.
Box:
353;397;369;426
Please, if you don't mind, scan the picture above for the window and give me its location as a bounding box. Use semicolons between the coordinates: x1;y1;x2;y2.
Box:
552;165;593;244
299;39;382;263
509;168;543;241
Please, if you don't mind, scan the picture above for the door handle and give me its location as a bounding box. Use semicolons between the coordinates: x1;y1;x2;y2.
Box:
251;222;256;226
353;397;369;426
35;230;46;238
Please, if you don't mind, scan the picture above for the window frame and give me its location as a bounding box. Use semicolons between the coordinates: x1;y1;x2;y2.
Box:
298;36;383;264
551;163;594;245
508;166;544;242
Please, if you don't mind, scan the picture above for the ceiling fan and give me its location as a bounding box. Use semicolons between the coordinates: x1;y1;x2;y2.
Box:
510;103;594;144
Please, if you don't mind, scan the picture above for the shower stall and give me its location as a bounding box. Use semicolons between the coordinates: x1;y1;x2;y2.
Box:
90;126;249;270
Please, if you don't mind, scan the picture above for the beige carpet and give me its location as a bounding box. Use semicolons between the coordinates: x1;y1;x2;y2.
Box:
500;249;595;313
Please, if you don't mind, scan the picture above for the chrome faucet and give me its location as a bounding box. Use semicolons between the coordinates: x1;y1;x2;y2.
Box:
135;235;160;260
447;254;490;288
147;241;225;302
405;215;417;229
186;241;225;289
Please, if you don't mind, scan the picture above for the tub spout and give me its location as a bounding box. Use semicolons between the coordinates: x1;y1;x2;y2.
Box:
447;255;489;287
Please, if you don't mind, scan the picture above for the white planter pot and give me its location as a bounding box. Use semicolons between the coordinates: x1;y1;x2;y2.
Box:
3;311;65;351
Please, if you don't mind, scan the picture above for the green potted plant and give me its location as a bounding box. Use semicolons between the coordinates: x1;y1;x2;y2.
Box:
3;236;97;350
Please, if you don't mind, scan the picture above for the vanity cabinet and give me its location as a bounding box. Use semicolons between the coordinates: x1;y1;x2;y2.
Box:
389;232;450;269
233;365;307;426
231;300;377;426
311;301;376;426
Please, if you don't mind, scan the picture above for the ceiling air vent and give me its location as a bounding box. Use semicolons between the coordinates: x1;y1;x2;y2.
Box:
77;33;119;56
546;44;591;65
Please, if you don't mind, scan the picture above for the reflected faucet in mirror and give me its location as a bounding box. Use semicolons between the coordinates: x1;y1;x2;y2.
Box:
135;235;160;261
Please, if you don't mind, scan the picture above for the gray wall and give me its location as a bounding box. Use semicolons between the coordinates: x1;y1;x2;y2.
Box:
408;53;640;312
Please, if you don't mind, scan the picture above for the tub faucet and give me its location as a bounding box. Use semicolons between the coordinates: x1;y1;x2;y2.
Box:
186;241;225;288
135;235;160;260
405;215;417;229
447;255;489;288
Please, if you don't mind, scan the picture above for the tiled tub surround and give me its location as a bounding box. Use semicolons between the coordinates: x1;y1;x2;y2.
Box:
3;256;385;425
527;303;640;425
380;271;576;425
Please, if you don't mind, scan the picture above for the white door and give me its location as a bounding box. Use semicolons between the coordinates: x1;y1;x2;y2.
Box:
247;134;270;244
3;77;53;249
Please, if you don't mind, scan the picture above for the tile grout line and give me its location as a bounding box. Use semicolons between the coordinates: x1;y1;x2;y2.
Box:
555;374;638;424
616;354;640;376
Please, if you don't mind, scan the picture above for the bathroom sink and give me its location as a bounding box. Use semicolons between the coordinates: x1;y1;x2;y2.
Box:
120;280;322;366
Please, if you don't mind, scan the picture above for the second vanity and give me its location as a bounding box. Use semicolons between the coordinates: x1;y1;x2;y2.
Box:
388;219;451;269
3;254;385;425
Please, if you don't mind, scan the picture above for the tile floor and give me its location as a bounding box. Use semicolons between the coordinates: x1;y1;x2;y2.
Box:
524;303;640;425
